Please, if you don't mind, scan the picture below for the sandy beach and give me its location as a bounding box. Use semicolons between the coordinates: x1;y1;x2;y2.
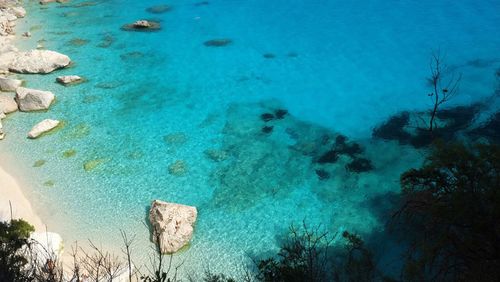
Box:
0;164;44;229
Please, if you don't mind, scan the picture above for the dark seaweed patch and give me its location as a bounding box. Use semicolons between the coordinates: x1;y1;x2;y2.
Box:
204;39;232;47
261;113;275;122
372;111;411;144
315;169;330;180
262;126;274;134
317;150;338;164
275;109;288;119
346;158;373;173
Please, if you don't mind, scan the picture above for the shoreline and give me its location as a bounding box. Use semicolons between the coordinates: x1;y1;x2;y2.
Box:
0;163;44;230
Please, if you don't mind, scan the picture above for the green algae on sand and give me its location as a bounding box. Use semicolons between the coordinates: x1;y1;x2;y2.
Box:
33;160;46;167
83;158;106;171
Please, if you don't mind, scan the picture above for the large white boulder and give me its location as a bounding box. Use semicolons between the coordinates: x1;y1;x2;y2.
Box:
15;87;55;111
0;94;18;114
9;50;71;74
149;200;197;254
0;76;22;91
29;232;64;262
28;119;60;139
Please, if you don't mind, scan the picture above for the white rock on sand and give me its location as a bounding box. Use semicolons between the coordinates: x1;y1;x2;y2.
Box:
28;119;60;139
56;75;82;85
149;200;197;254
0;93;18;114
9;50;71;74
0;113;5;140
29;232;64;261
15;87;55;111
0;76;22;91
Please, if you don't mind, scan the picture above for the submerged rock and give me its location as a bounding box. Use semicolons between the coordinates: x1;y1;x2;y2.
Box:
168;160;187;176
317;150;339;164
346;158;373;173
149;200;197;254
28;119;60;139
274;109;288;119
9;50;71;74
262;125;273;134
315;169;330;180
15;87;55;112
204;149;228;162
203;39;232;47
146;4;171;14
56;75;83;85
263;53;275;59
260;112;275;122
121;20;161;32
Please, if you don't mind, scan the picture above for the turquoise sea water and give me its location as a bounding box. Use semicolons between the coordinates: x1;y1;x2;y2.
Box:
1;0;499;277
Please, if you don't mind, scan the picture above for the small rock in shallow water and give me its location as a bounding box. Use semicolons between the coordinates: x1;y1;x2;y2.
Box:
263;53;276;59
28;119;60;139
168;160;187;176
121;20;161;32
56;75;83;85
315;169;330;180
262;125;273;134
260;112;275;122
346;158;373;173
204;149;228;162
203;39;232;47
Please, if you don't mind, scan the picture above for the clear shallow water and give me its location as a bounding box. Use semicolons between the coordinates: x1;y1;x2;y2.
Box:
1;0;499;277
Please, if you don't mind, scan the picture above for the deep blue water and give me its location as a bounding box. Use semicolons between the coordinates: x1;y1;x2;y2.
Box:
1;0;499;277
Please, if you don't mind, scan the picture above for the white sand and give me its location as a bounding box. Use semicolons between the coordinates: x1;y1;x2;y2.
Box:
0;165;44;229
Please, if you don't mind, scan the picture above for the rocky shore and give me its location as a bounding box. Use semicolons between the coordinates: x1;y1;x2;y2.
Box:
0;0;72;140
0;0;68;260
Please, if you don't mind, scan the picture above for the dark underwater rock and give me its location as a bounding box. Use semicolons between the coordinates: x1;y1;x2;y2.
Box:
262;125;274;134
261;113;275;122
263;53;275;59
315;169;330;180
372;111;411;144
468;112;500;143
121;20;161;32
346;158;373;173
317;150;338;164
336;141;363;157
275;109;288;119
146;4;171;14
204;39;232;47
287;52;298;58
194;1;209;6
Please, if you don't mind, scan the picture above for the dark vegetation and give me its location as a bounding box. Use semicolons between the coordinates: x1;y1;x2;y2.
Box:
394;142;500;281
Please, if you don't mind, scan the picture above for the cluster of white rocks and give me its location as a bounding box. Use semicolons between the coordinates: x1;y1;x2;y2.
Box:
0;1;76;140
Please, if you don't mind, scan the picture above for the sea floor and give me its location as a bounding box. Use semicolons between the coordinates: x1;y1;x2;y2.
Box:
1;0;499;278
